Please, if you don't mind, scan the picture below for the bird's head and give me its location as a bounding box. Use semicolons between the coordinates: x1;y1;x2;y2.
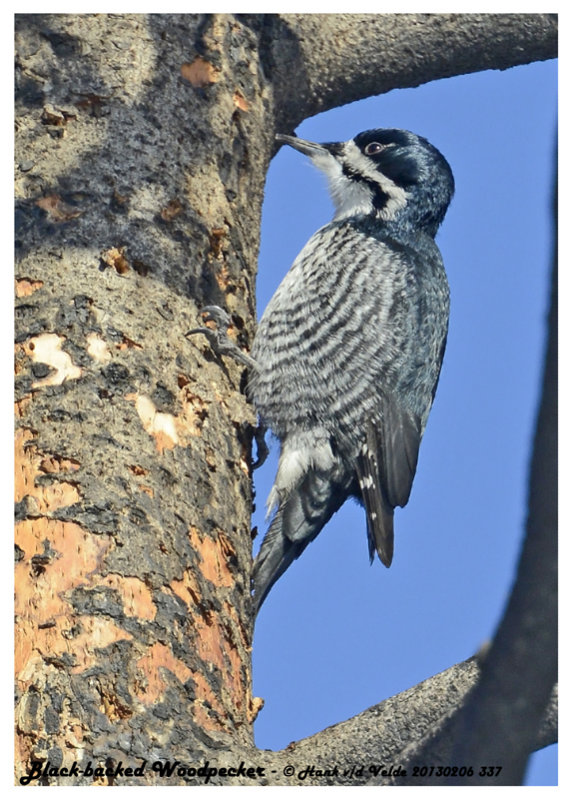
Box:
276;128;454;236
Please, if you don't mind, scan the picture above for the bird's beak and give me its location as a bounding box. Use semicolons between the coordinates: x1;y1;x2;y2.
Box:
275;133;330;158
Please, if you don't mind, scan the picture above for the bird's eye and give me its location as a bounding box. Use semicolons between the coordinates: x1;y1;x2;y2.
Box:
364;142;384;156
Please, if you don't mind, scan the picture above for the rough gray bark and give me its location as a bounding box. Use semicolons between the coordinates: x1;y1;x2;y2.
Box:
258;13;557;129
14;12;556;786
260;659;557;786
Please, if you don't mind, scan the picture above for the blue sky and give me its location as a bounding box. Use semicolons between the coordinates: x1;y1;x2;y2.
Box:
250;59;557;785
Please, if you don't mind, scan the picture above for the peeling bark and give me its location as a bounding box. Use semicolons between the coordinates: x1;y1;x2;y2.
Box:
15;13;262;783
14;12;556;786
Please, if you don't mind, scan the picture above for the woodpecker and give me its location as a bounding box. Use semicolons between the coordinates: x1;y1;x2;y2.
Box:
249;128;454;612
189;127;454;614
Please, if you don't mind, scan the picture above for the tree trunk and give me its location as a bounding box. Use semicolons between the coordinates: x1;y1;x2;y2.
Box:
14;12;557;785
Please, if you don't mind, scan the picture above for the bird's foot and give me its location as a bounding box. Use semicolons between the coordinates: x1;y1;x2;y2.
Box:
252;423;269;470
186;305;258;370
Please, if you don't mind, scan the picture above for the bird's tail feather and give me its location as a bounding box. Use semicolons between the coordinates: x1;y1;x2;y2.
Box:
252;507;306;614
252;469;348;613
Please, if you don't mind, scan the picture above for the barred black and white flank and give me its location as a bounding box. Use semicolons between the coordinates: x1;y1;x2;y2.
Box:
250;128;454;612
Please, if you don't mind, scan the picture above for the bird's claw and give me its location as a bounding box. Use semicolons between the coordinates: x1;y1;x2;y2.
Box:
186;305;230;339
252;424;269;470
186;306;258;371
199;305;232;330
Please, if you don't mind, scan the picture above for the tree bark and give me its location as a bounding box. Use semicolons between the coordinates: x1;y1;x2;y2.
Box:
255;13;557;129
14;12;557;786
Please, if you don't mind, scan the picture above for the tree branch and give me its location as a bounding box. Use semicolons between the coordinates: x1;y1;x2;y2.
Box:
259;13;557;130
257;657;557;785
444;142;558;786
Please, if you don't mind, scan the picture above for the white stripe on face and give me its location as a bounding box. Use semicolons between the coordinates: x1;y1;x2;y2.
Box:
308;140;408;221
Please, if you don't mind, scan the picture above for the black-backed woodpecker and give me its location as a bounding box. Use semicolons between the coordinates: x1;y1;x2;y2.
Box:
190;127;454;614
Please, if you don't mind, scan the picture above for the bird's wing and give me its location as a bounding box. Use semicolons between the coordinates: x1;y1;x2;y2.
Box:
378;396;422;507
356;400;422;567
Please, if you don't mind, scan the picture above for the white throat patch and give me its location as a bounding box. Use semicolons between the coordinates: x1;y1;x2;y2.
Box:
310;139;408;222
